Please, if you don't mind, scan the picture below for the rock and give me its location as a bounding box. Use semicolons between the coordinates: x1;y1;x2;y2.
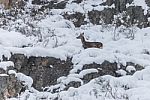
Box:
8;54;144;91
63;12;86;27
114;0;133;13
65;81;81;90
116;69;127;76
114;0;127;13
145;0;150;7
81;61;118;83
106;0;114;6
88;10;101;25
9;54;73;91
126;66;136;75
54;1;68;9
119;62;144;76
101;8;115;24
88;8;115;25
82;72;99;83
32;0;49;5
39;0;68;11
0;75;8;100
9;54;28;71
72;0;83;4
0;74;22;99
0;68;6;74
126;6;147;28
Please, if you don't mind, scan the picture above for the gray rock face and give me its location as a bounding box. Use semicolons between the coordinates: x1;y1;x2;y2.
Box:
0;74;22;100
63;12;86;27
106;0;114;6
72;0;83;4
88;8;115;25
145;0;150;7
9;54;73;91
119;62;143;76
80;61;144;82
38;0;68;10
0;75;8;100
8;54;144;91
32;0;49;5
61;0;148;28
65;81;81;90
126;6;148;28
82;61;118;83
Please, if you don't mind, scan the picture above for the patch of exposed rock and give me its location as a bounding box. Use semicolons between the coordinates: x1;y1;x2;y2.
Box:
0;54;143;94
0;73;22;100
62;0;148;28
63;12;86;27
9;54;73;91
81;61;143;83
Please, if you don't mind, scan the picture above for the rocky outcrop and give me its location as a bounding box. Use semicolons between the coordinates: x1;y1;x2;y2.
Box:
88;8;115;25
0;73;22;100
81;61;143;83
65;81;81;90
37;0;68;11
145;0;150;7
63;12;86;27
9;54;73;91
62;0;148;28
81;61;118;83
119;62;143;75
0;54;143;94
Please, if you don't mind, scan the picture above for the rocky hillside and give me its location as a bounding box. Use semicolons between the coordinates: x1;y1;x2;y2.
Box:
0;0;150;100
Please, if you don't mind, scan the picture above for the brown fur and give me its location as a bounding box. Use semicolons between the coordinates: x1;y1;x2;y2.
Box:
77;33;103;49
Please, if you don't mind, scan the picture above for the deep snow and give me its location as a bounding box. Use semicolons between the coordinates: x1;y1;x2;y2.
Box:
0;0;149;100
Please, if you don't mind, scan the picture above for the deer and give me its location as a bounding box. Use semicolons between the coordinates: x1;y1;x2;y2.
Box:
77;33;103;49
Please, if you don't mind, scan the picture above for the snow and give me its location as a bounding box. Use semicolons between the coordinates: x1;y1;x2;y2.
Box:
3;18;150;100
116;69;127;76
78;69;98;78
8;70;17;76
0;74;8;76
57;76;83;86
132;0;149;15
16;73;33;88
126;66;136;73
0;29;32;47
2;0;150;99
3;15;150;100
0;61;14;70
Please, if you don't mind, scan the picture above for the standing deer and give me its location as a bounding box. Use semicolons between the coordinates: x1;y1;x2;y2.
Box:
77;33;103;49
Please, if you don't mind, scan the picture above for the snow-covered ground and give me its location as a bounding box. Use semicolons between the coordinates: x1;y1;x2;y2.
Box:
0;15;149;100
0;0;150;100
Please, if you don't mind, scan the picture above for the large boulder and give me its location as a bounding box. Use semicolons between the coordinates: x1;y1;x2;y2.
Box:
9;54;73;91
0;74;22;100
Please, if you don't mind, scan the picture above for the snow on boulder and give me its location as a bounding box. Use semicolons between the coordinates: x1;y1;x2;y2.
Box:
126;66;136;73
8;70;17;76
78;69;98;78
0;29;32;47
0;61;14;70
57;76;83;86
116;69;127;76
16;73;33;88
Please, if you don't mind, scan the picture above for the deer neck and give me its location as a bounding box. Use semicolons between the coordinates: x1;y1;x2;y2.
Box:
80;36;86;44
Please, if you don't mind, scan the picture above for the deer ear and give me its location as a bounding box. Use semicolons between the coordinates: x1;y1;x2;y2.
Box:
81;33;84;35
